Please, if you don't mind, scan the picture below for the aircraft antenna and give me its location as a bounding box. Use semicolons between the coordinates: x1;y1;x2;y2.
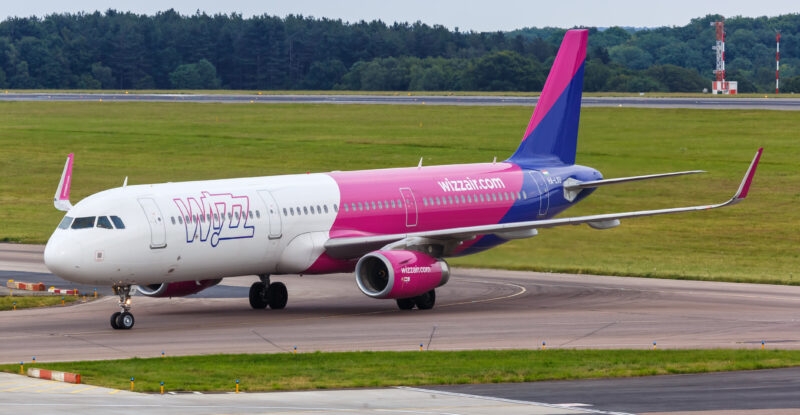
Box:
123;176;128;187
418;157;423;169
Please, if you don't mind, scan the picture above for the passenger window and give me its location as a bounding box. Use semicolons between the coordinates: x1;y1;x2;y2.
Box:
248;211;253;219
377;201;382;209
391;200;396;208
511;193;516;201
370;201;375;210
398;200;402;208
435;197;441;206
178;216;184;224
479;194;485;202
461;195;466;203
71;216;96;229
344;204;349;212
255;210;261;218
492;193;497;202
522;190;527;199
303;207;309;215
290;207;295;216
214;213;219;222
323;205;328;213
96;216;113;229
358;202;363;211
423;198;428;207
283;208;288;216
227;213;232;220
58;216;74;230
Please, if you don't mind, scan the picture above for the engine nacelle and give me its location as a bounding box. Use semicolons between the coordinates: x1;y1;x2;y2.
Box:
355;250;450;299
136;279;221;298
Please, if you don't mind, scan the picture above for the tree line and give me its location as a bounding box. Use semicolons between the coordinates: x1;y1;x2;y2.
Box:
0;10;798;92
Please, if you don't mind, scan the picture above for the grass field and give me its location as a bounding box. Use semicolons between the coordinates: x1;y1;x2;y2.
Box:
1;349;797;392
0;102;796;283
0;296;80;310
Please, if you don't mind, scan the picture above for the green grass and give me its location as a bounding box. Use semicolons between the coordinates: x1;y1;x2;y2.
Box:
0;349;797;392
0;102;797;283
0;296;81;310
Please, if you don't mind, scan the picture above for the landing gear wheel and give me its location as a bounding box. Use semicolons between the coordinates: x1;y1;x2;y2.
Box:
267;282;288;310
116;311;135;330
249;282;268;309
110;311;121;329
396;298;415;310
414;290;436;310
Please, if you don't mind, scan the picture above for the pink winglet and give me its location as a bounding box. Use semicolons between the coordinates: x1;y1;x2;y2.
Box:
522;30;587;141
737;148;762;199
59;153;74;200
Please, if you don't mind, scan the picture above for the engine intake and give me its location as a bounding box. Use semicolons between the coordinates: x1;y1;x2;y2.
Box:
136;279;221;298
355;250;450;299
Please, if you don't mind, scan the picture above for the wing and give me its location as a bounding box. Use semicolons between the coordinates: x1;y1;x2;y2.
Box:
324;148;762;260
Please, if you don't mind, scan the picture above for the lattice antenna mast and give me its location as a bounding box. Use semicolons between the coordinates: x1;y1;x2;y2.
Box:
711;20;725;83
776;33;780;94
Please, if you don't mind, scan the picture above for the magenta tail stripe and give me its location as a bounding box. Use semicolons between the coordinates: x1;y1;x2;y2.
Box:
522;30;587;141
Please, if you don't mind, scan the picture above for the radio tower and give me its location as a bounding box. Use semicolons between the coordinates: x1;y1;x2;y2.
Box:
710;19;736;94
776;33;780;94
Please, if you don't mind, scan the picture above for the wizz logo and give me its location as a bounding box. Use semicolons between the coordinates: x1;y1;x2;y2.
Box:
173;191;255;247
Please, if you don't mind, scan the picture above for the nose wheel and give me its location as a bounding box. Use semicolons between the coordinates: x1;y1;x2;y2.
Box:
110;285;135;330
249;275;288;310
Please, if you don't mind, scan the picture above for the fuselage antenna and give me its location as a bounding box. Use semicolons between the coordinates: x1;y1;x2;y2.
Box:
123;176;128;187
418;157;423;169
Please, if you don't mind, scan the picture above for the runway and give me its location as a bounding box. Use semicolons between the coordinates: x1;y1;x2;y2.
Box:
2;92;800;110
2;244;800;364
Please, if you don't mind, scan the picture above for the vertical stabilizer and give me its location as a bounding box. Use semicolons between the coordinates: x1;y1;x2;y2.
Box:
507;29;587;166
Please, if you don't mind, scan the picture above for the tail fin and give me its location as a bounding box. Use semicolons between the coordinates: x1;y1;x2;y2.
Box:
507;29;587;167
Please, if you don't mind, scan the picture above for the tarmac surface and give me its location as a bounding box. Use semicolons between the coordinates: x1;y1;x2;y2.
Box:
3;243;800;414
2;92;800;110
3;243;800;363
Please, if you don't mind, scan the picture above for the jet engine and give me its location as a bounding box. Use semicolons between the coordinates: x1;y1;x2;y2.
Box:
136;279;222;298
355;250;450;299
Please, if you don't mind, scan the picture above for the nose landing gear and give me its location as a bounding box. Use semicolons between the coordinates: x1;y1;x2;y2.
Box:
110;285;135;330
249;274;288;310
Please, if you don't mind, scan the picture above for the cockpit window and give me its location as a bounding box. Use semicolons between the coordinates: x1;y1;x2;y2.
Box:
58;216;74;230
96;216;113;229
71;216;96;229
110;216;125;229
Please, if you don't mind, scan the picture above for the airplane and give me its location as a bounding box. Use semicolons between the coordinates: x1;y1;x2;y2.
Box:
43;29;762;330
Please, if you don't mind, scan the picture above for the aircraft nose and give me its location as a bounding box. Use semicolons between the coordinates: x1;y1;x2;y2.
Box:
44;236;83;281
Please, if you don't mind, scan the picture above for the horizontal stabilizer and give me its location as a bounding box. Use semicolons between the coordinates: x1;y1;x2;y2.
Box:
563;170;705;202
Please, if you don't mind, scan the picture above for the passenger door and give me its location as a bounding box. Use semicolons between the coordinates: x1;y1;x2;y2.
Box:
399;187;418;227
528;171;550;217
138;197;167;249
257;190;283;239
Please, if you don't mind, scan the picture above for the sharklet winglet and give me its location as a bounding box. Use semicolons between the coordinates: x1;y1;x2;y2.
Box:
54;153;74;212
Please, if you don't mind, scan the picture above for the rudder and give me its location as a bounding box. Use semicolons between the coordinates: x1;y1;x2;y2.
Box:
507;29;587;167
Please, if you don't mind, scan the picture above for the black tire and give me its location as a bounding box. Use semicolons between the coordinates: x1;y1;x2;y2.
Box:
267;282;288;310
117;312;135;330
249;282;268;309
396;298;415;310
110;311;121;329
414;290;436;310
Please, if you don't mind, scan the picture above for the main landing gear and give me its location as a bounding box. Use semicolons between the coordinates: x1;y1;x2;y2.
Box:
396;289;436;310
110;285;135;330
249;274;288;310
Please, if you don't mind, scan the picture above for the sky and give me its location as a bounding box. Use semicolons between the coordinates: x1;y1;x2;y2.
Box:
2;0;798;32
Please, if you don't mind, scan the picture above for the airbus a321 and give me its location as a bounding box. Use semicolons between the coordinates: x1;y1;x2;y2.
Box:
43;30;762;330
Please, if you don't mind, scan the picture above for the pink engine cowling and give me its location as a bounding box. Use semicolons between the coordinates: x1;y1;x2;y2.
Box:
355;250;450;299
136;279;222;298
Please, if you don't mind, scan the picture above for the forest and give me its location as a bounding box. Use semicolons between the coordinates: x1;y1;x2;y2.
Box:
0;10;798;92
